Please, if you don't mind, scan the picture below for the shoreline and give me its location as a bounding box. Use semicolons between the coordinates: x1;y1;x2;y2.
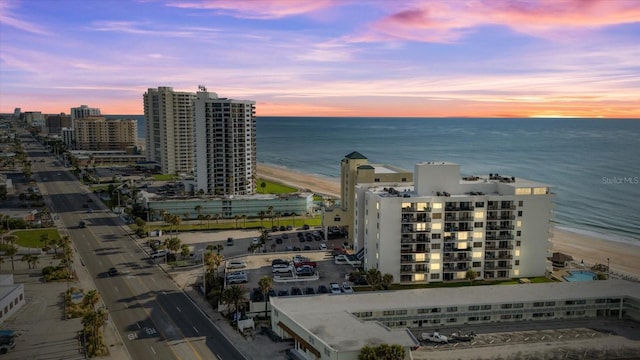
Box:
256;162;640;278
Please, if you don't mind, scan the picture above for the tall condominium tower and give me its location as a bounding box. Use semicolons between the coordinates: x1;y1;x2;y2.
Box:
194;86;256;195
70;105;101;122
143;87;196;175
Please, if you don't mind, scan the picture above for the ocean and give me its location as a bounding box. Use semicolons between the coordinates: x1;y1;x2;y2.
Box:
129;115;640;243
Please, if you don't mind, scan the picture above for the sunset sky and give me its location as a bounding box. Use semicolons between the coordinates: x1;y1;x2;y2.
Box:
1;0;639;118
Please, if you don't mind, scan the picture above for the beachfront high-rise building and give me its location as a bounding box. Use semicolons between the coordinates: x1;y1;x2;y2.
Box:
70;105;101;123
143;87;196;175
74;116;137;151
193;86;256;195
353;160;555;284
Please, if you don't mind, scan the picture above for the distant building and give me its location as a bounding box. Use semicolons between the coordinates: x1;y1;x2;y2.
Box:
70;105;101;123
74;116;137;151
23;111;45;129
61;127;75;148
143;87;196;175
194;86;257;195
45;113;72;135
354;161;555;283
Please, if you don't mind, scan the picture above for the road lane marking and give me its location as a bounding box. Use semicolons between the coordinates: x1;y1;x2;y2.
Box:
136;322;141;329
150;346;156;355
176;306;181;313
193;326;199;334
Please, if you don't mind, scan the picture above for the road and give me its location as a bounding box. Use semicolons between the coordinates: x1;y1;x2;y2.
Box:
23;133;245;360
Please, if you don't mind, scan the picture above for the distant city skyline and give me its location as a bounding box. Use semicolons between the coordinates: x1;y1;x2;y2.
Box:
1;0;639;118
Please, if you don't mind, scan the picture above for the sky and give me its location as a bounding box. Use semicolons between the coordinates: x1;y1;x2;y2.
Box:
1;0;639;118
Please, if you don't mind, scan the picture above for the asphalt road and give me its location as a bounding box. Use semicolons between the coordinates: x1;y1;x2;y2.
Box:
23;134;245;360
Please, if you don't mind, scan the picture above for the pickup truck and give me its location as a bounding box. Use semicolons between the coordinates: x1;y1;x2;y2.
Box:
421;331;448;343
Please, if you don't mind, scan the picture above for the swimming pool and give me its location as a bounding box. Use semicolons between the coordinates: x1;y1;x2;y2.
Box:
564;270;597;282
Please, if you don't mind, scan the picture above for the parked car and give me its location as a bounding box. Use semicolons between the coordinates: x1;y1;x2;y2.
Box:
290;287;303;296
226;237;234;246
341;282;354;293
272;259;289;266
304;287;316;295
319;243;327;250
330;282;341;294
107;267;119;276
228;260;247;269
252;238;260;245
226;271;247;278
277;289;289;296
272;265;293;274
303;245;311;251
227;275;248;284
296;266;315;276
276;238;283;244
149;249;167;259
317;285;329;294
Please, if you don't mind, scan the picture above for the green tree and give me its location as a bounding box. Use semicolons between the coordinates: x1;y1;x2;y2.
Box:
358;344;406;360
194;205;203;224
21;254;35;269
258;276;272;318
5;245;18;271
258;211;266;229
260;181;266;193
40;233;51;250
164;237;181;254
222;284;247;321
358;345;378;360
180;244;191;258
83;289;101;310
465;269;477;285
365;268;383;290
381;273;394;289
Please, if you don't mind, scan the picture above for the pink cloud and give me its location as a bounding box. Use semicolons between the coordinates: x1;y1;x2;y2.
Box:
165;0;337;19
362;0;640;43
0;0;51;35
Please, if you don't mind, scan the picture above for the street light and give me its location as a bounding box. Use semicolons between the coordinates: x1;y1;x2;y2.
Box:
607;257;610;278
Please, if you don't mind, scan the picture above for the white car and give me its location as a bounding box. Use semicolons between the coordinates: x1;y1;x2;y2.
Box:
251;238;260;245
228;260;247;269
272;265;293;274
330;282;341;294
319;243;327;250
341;282;354;293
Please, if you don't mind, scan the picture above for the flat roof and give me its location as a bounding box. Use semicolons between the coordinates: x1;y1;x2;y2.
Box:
272;280;639;351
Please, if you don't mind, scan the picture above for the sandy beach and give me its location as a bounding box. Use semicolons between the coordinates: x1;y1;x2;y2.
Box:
257;162;640;278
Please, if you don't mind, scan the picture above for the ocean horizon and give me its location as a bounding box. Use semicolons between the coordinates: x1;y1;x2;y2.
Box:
119;115;640;245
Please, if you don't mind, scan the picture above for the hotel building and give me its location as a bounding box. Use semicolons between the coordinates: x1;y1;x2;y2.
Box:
354;160;555;283
193;86;257;195
73;116;137;151
70;105;101;122
143;87;196;175
270;279;640;360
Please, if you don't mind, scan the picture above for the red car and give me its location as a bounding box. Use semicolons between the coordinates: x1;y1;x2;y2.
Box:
294;261;317;268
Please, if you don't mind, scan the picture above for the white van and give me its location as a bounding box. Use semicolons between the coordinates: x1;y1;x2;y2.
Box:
228;260;247;269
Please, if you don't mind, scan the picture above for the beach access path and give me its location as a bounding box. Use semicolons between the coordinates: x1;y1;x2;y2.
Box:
257;163;640;279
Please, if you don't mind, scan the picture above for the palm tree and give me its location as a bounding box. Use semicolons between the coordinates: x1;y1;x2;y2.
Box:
260;181;266;194
267;206;274;227
194;205;203;224
382;273;393;290
258;211;266;229
221;284;247;321
28;255;39;269
241;215;247;229
204;214;212;228
82;307;108;354
358;345;378;360
40;233;51;250
234;215;240;229
5;245;18;271
164;237;181;255
258;276;272;318
83;289;101;310
21;254;34;269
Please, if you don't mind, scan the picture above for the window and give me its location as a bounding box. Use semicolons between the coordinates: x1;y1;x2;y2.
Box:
518;201;524;206
397;309;407;315
514;303;523;308
447;307;458;312
431;308;441;313
334;215;341;221
516;241;521;246
475;202;484;208
533;302;544;307
446;318;457;323
545;301;556;306
473;242;482;247
473;262;481;267
501;303;513;309
517;231;522;236
481;305;491;310
517;211;523;217
474;222;484;228
383;310;395;316
468;316;479;321
515;260;520;265
430;273;440;280
432;213;442;219
431;243;441;250
432;234;441;239
468;305;480;311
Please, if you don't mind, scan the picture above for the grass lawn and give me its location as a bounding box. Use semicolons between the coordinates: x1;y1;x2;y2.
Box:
13;228;61;248
153;174;179;181
255;179;297;194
